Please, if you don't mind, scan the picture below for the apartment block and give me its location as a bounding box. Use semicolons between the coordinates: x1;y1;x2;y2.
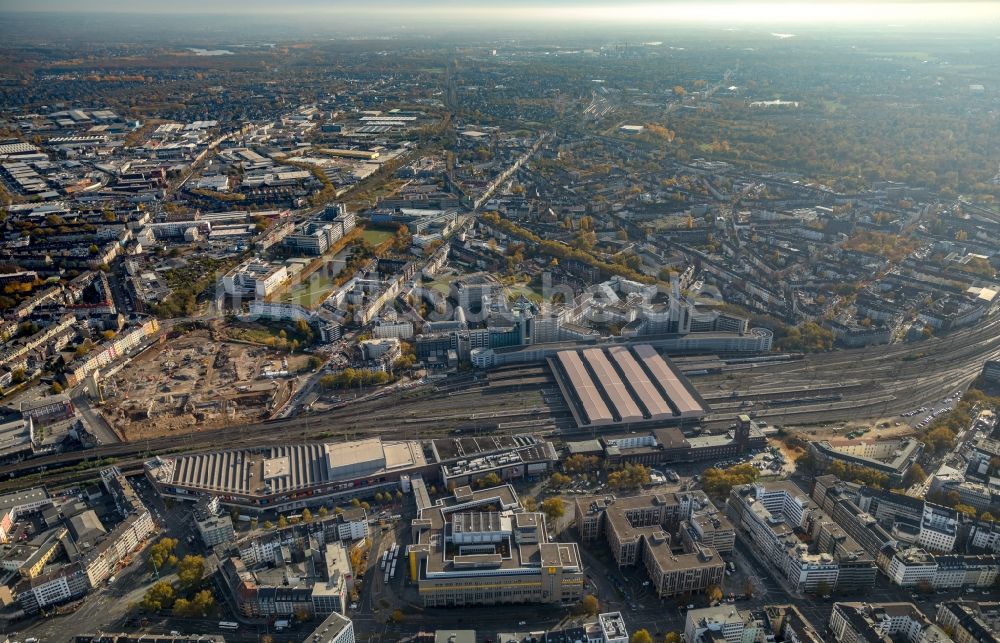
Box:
727;482;875;594
935;600;1000;643
829;602;950;643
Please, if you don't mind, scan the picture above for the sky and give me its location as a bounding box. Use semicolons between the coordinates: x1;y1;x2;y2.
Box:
3;0;1000;27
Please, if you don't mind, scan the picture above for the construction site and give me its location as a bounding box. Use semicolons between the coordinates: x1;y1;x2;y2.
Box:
99;329;297;440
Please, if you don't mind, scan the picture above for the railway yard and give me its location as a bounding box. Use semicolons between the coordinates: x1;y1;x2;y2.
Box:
2;311;999;497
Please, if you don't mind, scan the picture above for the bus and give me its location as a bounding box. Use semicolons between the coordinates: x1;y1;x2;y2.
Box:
219;622;239;631
380;551;389;570
384;570;390;584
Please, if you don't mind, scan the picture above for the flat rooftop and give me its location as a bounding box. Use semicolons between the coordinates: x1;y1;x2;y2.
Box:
149;437;425;497
430;433;543;461
0;487;49;513
412;484;582;577
550;344;708;429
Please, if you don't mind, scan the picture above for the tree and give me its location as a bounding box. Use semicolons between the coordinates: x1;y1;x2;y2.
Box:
541;497;565;523
954;504;977;519
923;426;957;454
664;634;682;643
631;629;654;643
607;464;651;491
50;382;63;394
706;584;723;605
478;472;502;488
173;598;195;617
177;555;206;589
301;508;313;522
318;506;329;518
140;581;175;611
395;490;403;502
550;472;572;487
391;609;404;623
981;511;996;523
564;455;600;474
522;496;539;512
795;451;816;474
277;515;288;528
148;538;178;571
577;594;600;616
903;464;927;487
193;589;215;614
263;520;273;529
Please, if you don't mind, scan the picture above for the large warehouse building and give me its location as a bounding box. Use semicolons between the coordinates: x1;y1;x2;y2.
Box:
145;434;559;515
549;343;708;429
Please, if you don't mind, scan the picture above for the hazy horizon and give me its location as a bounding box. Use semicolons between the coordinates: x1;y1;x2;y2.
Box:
4;1;1000;29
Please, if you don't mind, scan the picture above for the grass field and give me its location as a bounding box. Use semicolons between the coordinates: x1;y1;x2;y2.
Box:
361;228;396;246
280;273;337;307
508;283;543;303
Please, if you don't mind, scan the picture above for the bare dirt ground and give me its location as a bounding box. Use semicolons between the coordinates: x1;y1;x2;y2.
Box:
99;329;300;440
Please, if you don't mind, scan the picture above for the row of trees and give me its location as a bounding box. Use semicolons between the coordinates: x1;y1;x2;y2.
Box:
480;212;655;285
141;581;215;616
927;489;997;522
822;460;890;490
319;368;392;389
773;322;835;353
920;388;1000;455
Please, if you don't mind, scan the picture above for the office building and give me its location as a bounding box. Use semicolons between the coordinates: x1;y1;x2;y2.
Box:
335;507;369;541
222;260;288;299
303;611;356;643
192;496;235;548
575;491;724;598
918;504;958;553
407;484;584;607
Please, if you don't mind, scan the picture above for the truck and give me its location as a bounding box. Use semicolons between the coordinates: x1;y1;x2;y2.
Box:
274;619;290;632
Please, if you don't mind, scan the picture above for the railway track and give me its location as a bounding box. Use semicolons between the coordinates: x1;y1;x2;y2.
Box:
4;312;998;492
